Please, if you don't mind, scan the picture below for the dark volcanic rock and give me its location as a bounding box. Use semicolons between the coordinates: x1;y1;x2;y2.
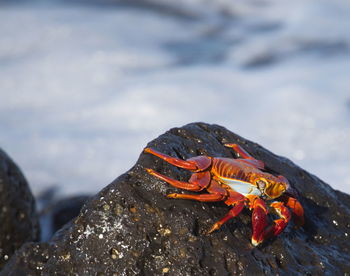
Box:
39;193;91;241
0;149;39;269
2;123;350;275
50;195;90;235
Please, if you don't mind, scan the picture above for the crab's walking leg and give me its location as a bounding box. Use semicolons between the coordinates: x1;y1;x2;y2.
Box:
167;193;225;201
247;195;291;246
281;195;304;227
208;201;245;234
144;148;198;171
224;144;254;159
224;144;264;169
146;169;210;191
208;189;245;234
168;178;227;202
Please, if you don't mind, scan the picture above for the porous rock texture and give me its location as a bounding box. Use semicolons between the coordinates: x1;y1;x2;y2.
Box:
2;123;350;275
0;149;39;269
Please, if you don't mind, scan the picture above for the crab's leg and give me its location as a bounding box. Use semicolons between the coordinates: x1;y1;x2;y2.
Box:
224;144;264;169
208;200;245;234
144;148;203;171
146;169;210;191
224;144;254;159
167;193;225;201
281;195;304;227
208;188;246;233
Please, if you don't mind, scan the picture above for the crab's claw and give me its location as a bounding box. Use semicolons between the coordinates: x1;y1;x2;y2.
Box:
250;197;269;246
247;196;291;246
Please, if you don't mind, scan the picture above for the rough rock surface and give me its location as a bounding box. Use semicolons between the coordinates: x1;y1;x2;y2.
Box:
39;194;91;241
50;195;91;235
2;123;350;275
0;149;39;269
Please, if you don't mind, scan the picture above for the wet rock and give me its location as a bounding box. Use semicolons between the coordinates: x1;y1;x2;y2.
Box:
0;149;39;269
2;123;350;275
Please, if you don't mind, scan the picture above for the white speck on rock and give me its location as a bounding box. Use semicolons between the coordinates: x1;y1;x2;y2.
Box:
83;224;94;239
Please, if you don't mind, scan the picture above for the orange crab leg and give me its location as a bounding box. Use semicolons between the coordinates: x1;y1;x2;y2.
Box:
207;188;245;233
146;169;211;191
167;193;225;201
224;143;265;169
224;143;255;159
144;148;198;171
281;195;304;227
208;200;245;234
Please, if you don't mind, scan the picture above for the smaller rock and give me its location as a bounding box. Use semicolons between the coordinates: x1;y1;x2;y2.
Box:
0;148;39;269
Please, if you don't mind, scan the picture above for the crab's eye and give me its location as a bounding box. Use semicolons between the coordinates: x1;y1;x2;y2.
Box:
256;179;266;191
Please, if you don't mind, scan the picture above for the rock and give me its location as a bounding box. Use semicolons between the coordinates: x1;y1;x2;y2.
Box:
2;122;350;275
0;149;39;269
50;195;91;236
38;193;91;241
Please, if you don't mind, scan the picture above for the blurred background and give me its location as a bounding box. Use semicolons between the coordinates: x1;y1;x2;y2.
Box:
1;0;350;199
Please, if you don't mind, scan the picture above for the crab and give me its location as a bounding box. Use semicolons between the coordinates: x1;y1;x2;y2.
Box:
144;143;304;246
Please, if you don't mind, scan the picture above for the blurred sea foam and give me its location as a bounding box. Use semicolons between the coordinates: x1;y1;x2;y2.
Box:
0;0;350;196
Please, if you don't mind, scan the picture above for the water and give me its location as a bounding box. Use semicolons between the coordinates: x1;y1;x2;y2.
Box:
0;0;349;197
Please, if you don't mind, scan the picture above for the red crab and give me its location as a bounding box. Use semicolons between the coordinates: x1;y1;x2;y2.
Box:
144;143;304;246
